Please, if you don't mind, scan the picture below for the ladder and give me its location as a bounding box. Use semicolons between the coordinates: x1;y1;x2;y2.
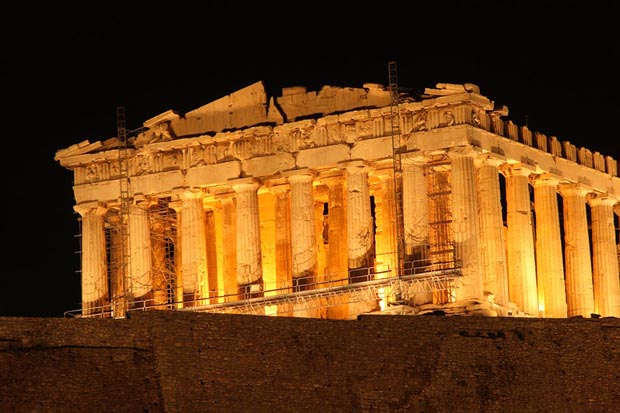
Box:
116;106;132;316
388;61;406;278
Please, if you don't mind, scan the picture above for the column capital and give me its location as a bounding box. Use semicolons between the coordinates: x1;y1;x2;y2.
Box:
587;193;619;208
530;173;561;188
340;159;371;174
281;167;316;179
558;182;593;198
500;162;533;178
401;151;427;166
73;201;107;217
282;168;316;185
229;177;261;192
446;145;476;159
176;188;207;202
263;177;290;195
474;154;505;169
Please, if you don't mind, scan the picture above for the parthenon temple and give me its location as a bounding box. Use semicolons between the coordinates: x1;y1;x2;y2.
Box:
55;78;620;320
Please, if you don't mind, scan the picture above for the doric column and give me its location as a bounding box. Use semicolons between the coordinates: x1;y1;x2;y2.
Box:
449;149;483;301
344;160;374;276
532;174;567;318
204;206;219;301
285;170;317;290
320;171;349;319
476;156;509;307
402;155;430;267
167;200;184;308
149;202;169;309
559;183;594;317
218;194;238;302
267;183;293;315
588;195;620;317
371;165;398;278
178;190;209;306
128;200;153;302
230;178;263;296
320;172;348;282
402;154;432;305
502;164;538;315
73;202;108;316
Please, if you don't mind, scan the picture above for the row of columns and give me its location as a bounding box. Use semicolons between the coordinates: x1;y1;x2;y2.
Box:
75;149;620;318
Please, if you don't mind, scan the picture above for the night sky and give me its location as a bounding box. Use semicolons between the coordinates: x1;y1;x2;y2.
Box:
2;1;618;317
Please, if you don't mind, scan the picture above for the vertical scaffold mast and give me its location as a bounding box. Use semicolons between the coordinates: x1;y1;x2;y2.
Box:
388;61;406;278
117;106;131;316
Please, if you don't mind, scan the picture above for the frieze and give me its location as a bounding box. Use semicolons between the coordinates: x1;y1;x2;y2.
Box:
65;92;620;186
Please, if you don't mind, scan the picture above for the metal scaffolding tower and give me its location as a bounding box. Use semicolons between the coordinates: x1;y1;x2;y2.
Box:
116;106;132;317
388;61;406;279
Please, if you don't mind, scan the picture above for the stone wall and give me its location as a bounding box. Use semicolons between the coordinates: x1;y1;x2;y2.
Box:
2;312;620;412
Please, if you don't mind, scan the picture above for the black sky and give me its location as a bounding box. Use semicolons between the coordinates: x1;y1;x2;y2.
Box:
2;1;618;317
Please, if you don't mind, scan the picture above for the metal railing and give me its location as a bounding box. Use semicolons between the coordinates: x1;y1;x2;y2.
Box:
64;255;462;319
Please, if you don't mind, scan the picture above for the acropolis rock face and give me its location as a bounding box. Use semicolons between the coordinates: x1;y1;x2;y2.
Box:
56;80;620;319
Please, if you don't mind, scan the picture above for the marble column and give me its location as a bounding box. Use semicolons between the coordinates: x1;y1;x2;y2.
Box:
373;167;398;278
503;164;538;316
532;174;567;318
74;203;108;316
268;183;293;315
128;201;153;303
286;170;317;290
320;173;349;283
559;183;594;317
179;190;209;306
231;178;263;297
204;207;219;301
476;156;509;308
149;204;169;309
402;155;430;270
218;195;238;302
107;213;125;317
168;200;184;308
588;195;620;317
449;149;483;301
344;160;374;279
402;155;432;305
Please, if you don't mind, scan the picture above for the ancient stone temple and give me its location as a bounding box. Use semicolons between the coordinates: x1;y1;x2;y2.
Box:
55;78;620;320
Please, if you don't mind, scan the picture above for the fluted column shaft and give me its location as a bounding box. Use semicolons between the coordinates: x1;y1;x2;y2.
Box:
128;202;152;300
450;151;483;300
345;161;374;271
74;204;108;315
503;165;538;315
322;173;349;319
179;191;209;304
476;158;509;307
532;175;567;317
402;157;430;265
589;196;620;317
149;209;168;308
287;172;317;288
269;185;292;291
559;184;594;317
376;171;398;278
322;174;348;281
231;179;263;288
168;201;184;307
220;196;238;300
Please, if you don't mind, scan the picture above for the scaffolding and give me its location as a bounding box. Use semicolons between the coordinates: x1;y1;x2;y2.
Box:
388;61;406;278
128;257;462;317
116;106;131;318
